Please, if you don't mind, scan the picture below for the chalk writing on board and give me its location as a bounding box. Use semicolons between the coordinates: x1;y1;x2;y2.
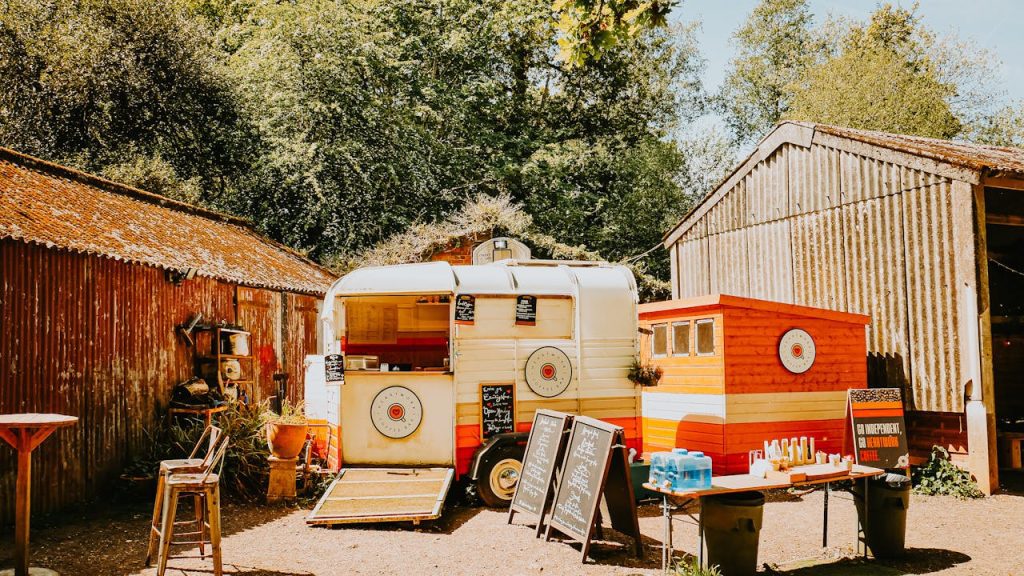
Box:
324;354;344;384
555;425;600;532
481;383;515;440
518;416;558;505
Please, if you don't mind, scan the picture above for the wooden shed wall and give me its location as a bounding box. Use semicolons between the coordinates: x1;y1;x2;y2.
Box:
670;142;973;415
0;239;320;521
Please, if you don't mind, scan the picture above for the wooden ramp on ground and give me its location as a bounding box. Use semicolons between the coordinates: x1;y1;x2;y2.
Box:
306;467;454;526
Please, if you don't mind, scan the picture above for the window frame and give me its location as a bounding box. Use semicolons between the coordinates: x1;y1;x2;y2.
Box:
695;318;715;357
670;321;691;357
650;323;669;358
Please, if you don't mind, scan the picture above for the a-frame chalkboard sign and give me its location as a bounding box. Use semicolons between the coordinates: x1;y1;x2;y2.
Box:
507;410;572;536
544;416;642;562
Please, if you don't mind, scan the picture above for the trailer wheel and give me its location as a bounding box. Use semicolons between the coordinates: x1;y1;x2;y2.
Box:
477;447;523;507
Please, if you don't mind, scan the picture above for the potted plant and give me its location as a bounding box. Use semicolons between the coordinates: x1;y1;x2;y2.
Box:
262;399;308;459
628;358;663;387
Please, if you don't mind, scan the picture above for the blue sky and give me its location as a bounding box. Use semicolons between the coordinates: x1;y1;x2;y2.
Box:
679;0;1023;107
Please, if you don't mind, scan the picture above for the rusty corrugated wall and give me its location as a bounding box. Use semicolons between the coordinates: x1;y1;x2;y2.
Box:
0;239;321;521
668;139;974;413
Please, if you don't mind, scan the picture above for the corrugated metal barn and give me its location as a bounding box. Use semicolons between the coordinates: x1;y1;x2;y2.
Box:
0;147;336;520
663;121;1024;493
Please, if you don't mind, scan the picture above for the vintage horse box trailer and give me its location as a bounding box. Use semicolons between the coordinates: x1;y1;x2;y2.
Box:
305;259;642;521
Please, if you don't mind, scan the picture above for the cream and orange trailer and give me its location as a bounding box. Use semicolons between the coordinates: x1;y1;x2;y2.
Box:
638;295;869;474
306;259;642;522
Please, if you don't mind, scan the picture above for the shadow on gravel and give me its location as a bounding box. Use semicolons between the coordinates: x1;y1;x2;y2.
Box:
765;547;971;575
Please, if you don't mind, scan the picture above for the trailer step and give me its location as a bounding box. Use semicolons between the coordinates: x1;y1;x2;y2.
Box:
306;467;454;525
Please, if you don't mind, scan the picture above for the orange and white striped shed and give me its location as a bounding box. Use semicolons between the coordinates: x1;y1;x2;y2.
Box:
640;295;870;474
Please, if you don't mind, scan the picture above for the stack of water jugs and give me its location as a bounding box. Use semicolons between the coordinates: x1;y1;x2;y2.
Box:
649;448;712;491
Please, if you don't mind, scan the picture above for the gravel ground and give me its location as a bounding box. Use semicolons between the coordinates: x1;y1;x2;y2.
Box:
2;485;1023;575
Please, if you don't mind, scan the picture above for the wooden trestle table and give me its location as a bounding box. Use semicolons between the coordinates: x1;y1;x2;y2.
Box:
644;464;885;571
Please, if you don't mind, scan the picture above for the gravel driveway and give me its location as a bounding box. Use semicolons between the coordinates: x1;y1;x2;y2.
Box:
2;486;1022;575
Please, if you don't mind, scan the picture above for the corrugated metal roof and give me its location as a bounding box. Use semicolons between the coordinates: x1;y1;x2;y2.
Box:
816;124;1024;176
665;121;1024;245
0;147;335;294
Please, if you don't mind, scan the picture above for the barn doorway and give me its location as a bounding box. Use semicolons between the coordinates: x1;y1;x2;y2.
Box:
986;186;1024;475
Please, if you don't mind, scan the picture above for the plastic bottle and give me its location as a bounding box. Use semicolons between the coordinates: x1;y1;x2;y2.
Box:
649;451;671;487
690;451;712;489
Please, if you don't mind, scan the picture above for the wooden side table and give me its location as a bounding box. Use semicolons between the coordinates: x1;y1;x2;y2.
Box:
167;405;228;428
0;414;78;576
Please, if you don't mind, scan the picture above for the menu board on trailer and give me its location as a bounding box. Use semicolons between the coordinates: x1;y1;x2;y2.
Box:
324;354;345;384
508;410;572;535
515;295;537;326
480;383;515;440
454;294;476;325
544;416;642;562
848;388;909;469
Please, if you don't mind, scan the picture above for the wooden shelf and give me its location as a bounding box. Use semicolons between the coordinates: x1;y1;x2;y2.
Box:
198;354;253;361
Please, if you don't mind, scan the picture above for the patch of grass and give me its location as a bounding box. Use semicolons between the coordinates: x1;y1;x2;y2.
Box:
672;558;722;576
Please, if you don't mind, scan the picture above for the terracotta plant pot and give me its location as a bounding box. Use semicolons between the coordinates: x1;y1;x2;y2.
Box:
265;421;307;459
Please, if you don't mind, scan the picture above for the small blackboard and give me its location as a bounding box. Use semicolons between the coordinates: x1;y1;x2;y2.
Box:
515;295;537;326
454;294;476;325
324;354;345;384
545;416;642;562
508;410;572;535
480;383;515;440
849;388;909;469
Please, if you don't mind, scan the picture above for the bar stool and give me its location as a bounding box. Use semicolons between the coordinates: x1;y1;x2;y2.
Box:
153;436;230;576
145;425;225;566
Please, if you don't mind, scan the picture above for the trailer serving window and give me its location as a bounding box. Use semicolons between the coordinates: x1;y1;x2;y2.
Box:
341;295;451;373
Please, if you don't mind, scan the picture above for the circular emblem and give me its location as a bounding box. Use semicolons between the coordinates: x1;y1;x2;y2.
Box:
370;386;423;439
779;329;816;374
525;347;572;397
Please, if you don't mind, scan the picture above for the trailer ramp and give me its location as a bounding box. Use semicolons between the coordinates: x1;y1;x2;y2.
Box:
306;467;454;525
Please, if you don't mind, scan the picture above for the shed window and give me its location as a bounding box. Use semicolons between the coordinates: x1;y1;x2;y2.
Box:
651;324;668;357
672;322;690;356
696;319;715;356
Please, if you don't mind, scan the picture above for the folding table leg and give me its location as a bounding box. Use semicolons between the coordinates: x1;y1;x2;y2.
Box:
822;482;829;548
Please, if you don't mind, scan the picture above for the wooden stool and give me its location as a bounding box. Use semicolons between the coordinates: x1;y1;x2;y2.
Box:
145;426;224;566
267;456;298;501
152;437;230;576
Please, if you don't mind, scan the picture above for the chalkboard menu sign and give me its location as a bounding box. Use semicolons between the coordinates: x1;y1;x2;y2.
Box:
508;410;572;534
454;294;476;325
849;388;909;469
480;383;515;440
515;295;537;326
545;416;642;561
324;354;345;384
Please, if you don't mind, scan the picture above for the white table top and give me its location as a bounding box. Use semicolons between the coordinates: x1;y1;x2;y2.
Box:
0;414;78;429
643;464;885;499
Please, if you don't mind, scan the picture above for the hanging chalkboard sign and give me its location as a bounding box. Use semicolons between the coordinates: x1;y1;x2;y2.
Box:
508;410;572;535
848;388;909;469
324;354;345;384
454;294;476;325
515;295;537;326
544;416;642;562
480;383;516;440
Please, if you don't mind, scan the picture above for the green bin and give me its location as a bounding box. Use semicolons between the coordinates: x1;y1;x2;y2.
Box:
852;473;911;558
701;491;764;576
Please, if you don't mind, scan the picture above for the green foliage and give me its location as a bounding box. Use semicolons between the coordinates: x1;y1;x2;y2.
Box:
553;0;678;67
719;0;823;144
673;557;723;576
627;358;663;387
785;46;960;139
969;102;1024;147
122;403;271;501
722;1;1002;143
0;0;251;203
912;445;984;499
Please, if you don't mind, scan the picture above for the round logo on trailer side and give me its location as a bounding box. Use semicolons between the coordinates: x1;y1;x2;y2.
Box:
778;328;816;374
525;347;573;397
370;386;423;439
